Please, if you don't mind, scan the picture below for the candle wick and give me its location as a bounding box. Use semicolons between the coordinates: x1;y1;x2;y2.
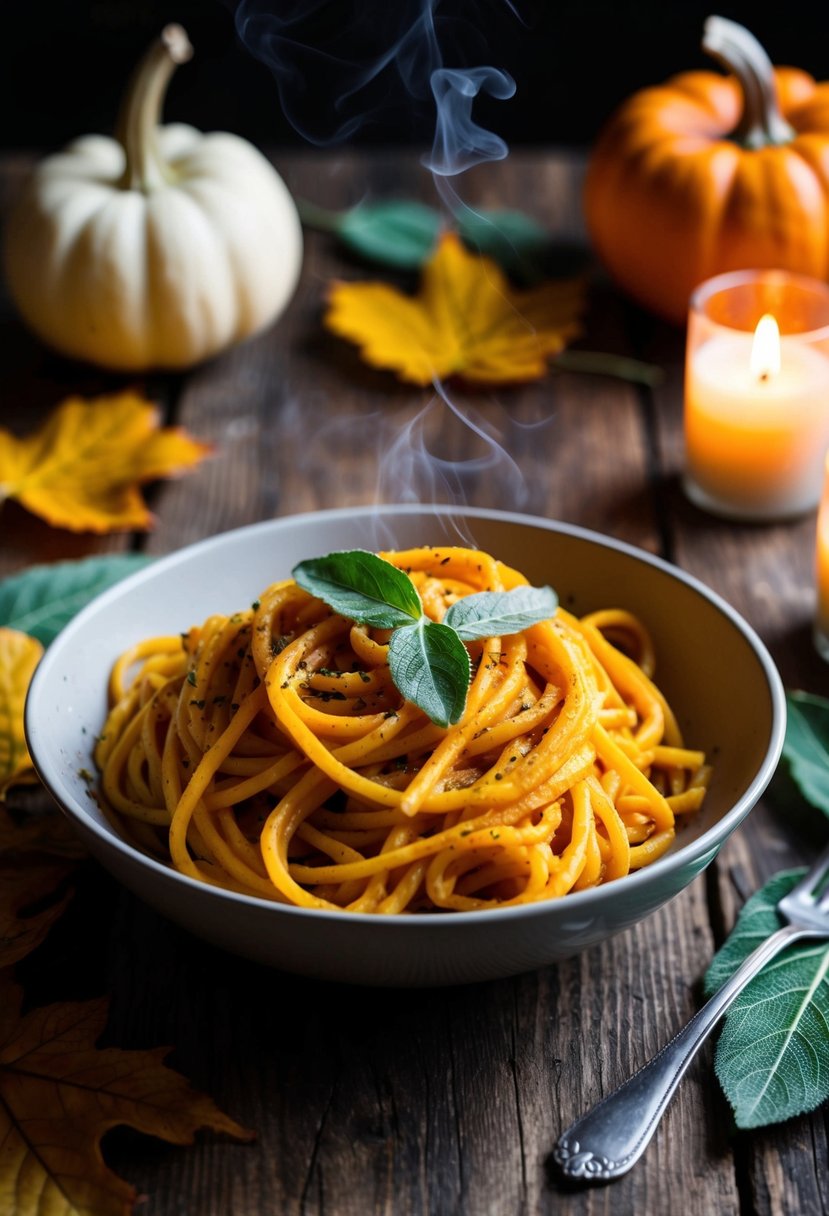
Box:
760;371;770;383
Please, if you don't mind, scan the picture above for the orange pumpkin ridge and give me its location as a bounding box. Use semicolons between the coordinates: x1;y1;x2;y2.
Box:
585;16;829;323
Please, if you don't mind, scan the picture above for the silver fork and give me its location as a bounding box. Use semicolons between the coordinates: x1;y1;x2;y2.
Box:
553;843;829;1182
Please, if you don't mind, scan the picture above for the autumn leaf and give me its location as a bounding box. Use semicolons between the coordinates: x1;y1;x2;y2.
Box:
0;803;84;968
0;392;210;533
0;861;74;968
0;627;43;797
325;231;585;385
0;802;86;860
0;978;252;1216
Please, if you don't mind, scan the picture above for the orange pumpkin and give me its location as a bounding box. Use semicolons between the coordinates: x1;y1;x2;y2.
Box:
585;16;829;323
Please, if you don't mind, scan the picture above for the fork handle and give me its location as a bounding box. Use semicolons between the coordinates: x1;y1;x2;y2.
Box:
553;923;812;1181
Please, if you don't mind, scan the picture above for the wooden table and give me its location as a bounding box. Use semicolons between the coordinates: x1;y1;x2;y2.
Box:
2;149;827;1216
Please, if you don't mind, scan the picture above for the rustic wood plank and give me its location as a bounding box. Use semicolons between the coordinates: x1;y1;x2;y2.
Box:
108;150;740;1216
640;312;828;1215
79;873;739;1216
0;149;776;1215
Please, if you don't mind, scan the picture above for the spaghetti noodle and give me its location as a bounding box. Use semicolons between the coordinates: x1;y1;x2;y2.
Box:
94;546;711;912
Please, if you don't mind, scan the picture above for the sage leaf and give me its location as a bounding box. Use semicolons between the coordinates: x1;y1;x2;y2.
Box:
293;550;422;630
0;554;151;646
388;619;471;728
444;586;557;641
300;200;441;270
292;550;556;726
300;197;557;281
782;691;829;820
705;869;829;1129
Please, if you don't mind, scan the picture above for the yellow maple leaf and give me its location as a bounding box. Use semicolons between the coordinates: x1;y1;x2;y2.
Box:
325;231;585;385
0;628;43;797
0;391;211;533
0;978;252;1216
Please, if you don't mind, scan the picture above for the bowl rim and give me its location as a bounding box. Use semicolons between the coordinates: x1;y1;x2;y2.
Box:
25;503;787;929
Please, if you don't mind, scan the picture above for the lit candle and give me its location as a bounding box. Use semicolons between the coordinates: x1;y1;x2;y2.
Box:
684;270;829;521
816;455;829;660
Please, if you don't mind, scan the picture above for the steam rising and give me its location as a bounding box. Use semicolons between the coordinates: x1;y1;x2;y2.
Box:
234;0;515;175
273;391;535;549
426;67;515;177
379;386;527;511
235;0;543;529
234;0;430;145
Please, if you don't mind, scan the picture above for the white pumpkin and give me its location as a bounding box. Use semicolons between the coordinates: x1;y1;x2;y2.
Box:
4;25;303;371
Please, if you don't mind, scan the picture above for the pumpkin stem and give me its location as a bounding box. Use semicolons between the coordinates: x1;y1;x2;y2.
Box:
702;16;795;148
116;24;194;192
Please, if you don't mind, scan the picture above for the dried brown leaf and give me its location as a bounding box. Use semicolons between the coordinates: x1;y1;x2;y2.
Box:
0;978;252;1216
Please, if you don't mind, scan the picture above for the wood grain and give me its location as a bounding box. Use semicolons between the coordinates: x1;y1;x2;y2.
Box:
641;310;829;1216
2;149;824;1216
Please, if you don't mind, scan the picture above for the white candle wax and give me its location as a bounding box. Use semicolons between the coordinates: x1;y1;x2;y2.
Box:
685;333;829;519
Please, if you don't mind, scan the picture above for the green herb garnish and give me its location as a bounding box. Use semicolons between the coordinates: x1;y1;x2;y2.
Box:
0;554;151;645
782;690;829;819
701;688;829;1130
705;869;829;1128
294;549;421;629
292;549;557;727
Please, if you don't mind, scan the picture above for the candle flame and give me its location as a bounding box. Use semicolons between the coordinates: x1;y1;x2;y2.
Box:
750;313;781;381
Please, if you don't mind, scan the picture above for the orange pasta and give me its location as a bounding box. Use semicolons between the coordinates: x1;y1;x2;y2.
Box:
94;546;711;912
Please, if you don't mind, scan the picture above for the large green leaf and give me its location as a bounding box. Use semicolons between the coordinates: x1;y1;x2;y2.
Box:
388;619;472;728
444;585;557;641
299;199;440;270
705;869;829;1129
292;550;423;630
0;554;151;645
338;201;440;269
782;690;829;819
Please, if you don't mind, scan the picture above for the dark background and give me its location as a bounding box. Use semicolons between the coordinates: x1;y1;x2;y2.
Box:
3;1;829;153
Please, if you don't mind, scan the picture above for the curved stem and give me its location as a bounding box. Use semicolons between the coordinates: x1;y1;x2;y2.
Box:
552;350;663;388
296;199;347;233
702;16;795;149
116;24;193;192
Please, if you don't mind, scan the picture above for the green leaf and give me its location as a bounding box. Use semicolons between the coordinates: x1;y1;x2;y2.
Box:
457;208;552;284
0;554;152;645
340;202;440;269
705;868;829;1129
782;691;829;820
444;586;557;641
299;198;558;281
291;550;556;726
388;619;471;727
292;550;423;630
300;200;441;270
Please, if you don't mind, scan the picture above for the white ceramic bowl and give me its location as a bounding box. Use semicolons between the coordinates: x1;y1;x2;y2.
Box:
25;506;785;986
